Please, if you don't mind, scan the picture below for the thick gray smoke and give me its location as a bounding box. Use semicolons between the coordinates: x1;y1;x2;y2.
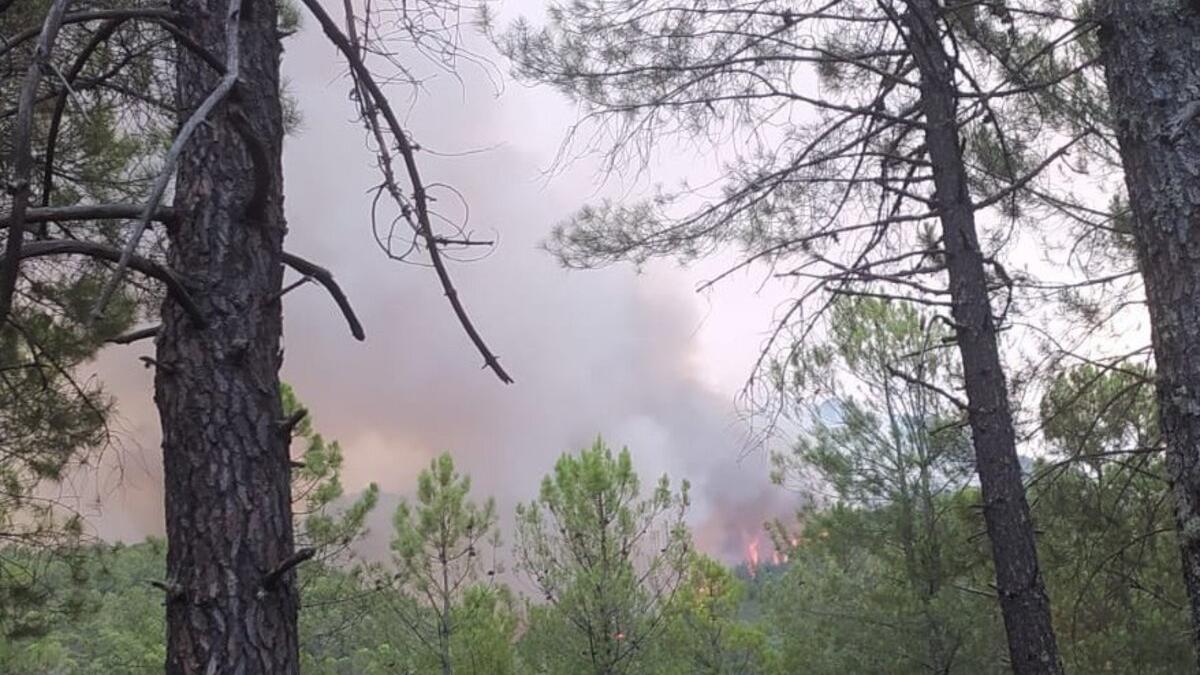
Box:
76;13;802;564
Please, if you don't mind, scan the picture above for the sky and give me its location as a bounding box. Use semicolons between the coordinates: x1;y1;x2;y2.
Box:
69;2;803;564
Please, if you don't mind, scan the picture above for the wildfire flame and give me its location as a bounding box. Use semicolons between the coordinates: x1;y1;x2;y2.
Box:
745;531;795;576
746;536;761;573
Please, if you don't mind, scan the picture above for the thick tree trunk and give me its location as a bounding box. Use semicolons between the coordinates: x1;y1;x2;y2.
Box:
901;3;1063;673
1101;3;1200;667
156;0;297;671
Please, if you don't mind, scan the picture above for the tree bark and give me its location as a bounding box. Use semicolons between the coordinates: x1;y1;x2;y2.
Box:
1101;3;1200;667
156;0;297;671
901;2;1063;673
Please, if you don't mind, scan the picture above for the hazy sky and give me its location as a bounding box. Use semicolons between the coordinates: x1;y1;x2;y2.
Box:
72;3;803;563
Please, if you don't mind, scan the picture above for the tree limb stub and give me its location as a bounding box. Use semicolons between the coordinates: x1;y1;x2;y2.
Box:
148;579;185;603
260;547;316;592
277;407;308;439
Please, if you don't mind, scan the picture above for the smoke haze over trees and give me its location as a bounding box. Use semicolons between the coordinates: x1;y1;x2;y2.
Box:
5;0;1200;673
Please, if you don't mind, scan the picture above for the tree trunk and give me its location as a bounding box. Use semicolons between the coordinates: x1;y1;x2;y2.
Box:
440;550;454;675
901;3;1063;673
1101;3;1200;667
156;0;296;671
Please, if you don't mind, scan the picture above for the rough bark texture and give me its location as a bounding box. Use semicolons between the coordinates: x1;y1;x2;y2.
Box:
1101;2;1200;666
156;0;297;671
901;2;1063;673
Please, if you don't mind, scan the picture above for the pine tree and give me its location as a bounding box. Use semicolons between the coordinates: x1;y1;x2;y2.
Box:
387;453;503;675
515;439;691;675
497;2;1080;669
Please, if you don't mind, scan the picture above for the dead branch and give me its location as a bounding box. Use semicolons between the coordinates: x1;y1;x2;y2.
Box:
301;0;512;383
1;203;176;229
260;547;316;591
266;275;313;304
885;364;968;411
972;128;1095;211
281;252;365;341
108;325;160;345
138;355;173;373
278;407;308;438
153;18;226;73
433;236;495;247
19;239;205;327
147;578;185;602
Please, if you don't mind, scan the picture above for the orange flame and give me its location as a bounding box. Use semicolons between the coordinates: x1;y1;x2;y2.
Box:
745;533;761;577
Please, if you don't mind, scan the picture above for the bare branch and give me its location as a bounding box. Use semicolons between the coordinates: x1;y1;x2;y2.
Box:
138;355;173;373
885;364;968;411
266;275;313;304
301;0;512;383
972;129;1095;211
281;252;365;341
19;239;205;327
2;203;176;229
108;325;160;345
